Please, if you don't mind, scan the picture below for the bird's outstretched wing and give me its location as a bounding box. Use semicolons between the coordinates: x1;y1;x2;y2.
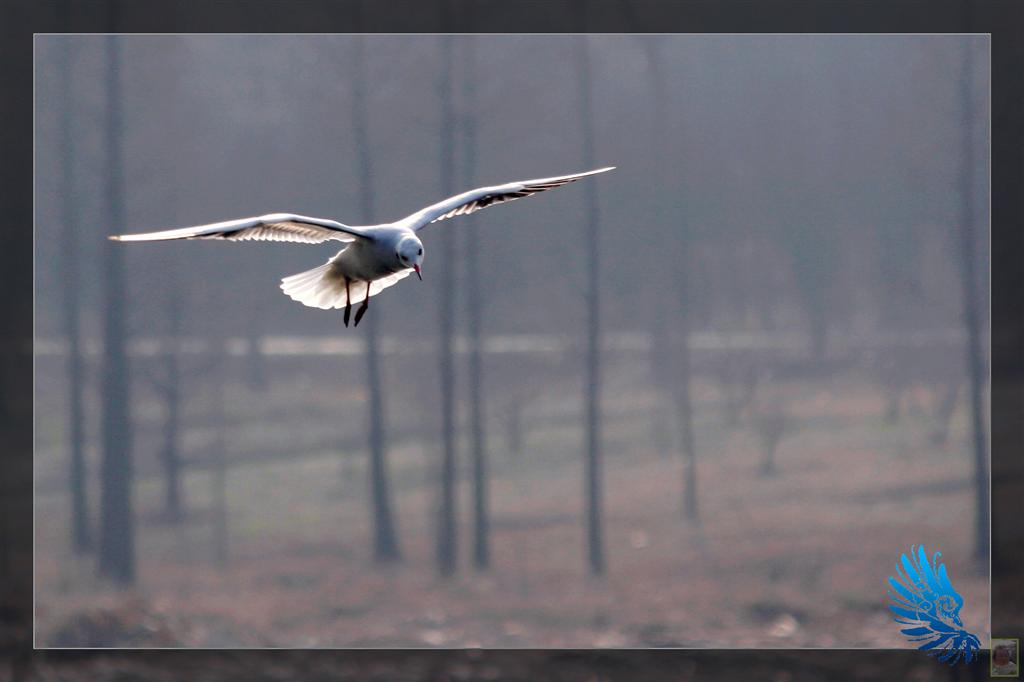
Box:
397;167;615;231
109;213;368;244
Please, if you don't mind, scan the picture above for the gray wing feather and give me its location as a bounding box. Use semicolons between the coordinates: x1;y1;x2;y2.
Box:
109;213;367;244
398;167;615;231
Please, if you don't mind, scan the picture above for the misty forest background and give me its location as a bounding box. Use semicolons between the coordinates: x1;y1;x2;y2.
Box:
33;33;989;647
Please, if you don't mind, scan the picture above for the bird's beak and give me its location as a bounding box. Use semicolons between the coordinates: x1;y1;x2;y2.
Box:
413;264;422;280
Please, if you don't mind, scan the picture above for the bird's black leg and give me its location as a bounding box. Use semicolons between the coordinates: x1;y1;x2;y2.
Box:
354;282;370;327
343;278;352;327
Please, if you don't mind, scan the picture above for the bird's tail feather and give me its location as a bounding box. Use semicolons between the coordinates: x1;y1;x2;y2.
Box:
280;261;414;310
280;261;364;310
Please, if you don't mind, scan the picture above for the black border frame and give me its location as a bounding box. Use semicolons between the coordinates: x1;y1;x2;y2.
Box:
4;1;1021;679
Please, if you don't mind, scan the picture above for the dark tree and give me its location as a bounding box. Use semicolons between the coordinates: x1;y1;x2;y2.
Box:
58;36;92;553
460;35;490;571
504;397;524;457
156;263;185;521
139;178;187;522
97;32;136;586
352;30;401;563
240;55;272;393
754;406;788;478
244;311;267;391
957;37;988;562
648;311;674;458
617;1;683;476
209;334;229;568
436;33;459;577
786;230;838;361
672;279;699;522
782;47;842;361
928;380;960;447
645;37;699;521
576;33;605;576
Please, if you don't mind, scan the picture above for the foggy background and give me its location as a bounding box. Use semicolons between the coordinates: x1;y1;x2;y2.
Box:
33;34;990;647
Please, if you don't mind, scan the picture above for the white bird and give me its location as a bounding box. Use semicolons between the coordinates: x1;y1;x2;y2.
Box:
110;166;615;327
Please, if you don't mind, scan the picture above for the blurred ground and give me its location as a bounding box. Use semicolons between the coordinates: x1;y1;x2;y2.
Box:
33;351;990;649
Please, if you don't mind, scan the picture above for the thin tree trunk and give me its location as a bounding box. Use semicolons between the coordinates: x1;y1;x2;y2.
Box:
436;33;458;577
161;378;182;519
245;311;266;390
649;311;673;458
352;29;401;563
159;266;184;521
577;33;605;577
808;311;828;360
646;38;699;519
242;55;270;393
674;302;699;521
505;397;523;456
210;336;229;568
958;36;988;562
59;36;92;554
364;310;401;562
97;30;136;586
461;35;490;571
756;410;787;478
929;380;959;446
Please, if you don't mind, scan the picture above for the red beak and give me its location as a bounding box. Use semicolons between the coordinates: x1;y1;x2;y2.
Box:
413;264;422;280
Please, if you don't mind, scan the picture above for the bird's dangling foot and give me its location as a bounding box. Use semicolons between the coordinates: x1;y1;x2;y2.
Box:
354;283;370;327
343;279;352;327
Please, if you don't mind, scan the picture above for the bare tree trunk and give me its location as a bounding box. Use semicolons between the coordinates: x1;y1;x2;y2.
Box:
240;54;272;394
646;37;699;520
459;36;490;571
958;36;988;562
436;33;458;577
505;397;523;457
576;33;605;576
158;265;184;521
806;309;828;361
754;408;788;478
352;29;401;563
649;312;673;458
97;30;136;586
59;36;92;554
674;303;699;521
161;384;183;520
245;311;266;390
928;377;959;446
210;336;229;568
364;310;401;562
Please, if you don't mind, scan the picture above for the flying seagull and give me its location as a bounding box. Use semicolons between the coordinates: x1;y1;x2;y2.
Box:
110;166;614;327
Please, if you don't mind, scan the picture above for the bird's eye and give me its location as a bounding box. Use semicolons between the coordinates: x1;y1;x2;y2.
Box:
417;248;422;255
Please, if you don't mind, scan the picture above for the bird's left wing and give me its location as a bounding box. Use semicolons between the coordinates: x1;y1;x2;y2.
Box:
396;167;615;232
109;213;369;244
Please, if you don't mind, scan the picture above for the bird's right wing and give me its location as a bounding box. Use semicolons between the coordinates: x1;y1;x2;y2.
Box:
396;167;615;231
109;213;369;245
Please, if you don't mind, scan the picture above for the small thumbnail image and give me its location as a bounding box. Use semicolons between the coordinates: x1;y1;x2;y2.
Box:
992;638;1020;678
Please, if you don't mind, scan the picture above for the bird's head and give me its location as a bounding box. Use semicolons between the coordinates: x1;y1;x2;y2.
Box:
396;235;424;280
